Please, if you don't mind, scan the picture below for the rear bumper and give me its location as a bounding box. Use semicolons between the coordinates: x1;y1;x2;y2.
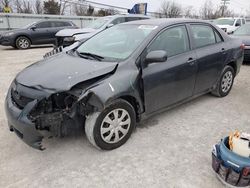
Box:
5;89;49;150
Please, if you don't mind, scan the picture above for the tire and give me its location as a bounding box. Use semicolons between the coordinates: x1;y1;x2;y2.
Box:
85;99;136;150
211;65;235;97
16;36;31;49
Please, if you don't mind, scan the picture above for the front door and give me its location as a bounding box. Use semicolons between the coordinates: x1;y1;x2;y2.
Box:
30;21;53;44
142;25;198;114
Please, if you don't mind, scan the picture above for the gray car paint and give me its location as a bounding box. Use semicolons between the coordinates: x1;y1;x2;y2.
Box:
5;19;244;150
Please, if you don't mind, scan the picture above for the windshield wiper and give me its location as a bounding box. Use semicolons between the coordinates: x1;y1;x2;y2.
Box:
77;51;104;61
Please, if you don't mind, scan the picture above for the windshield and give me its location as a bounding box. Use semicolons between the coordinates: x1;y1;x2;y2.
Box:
77;24;157;61
234;24;250;35
87;17;111;29
214;18;235;26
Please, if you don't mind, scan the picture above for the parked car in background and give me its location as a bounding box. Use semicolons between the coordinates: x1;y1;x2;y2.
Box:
55;14;150;47
232;24;250;62
214;17;246;34
0;20;77;49
5;19;243;150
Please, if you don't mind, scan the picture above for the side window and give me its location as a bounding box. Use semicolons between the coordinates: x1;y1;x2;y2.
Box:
148;25;190;57
51;21;62;27
111;17;125;25
236;19;241;26
36;21;51;28
63;22;72;26
214;31;223;43
242;19;246;25
190;25;216;48
52;21;71;27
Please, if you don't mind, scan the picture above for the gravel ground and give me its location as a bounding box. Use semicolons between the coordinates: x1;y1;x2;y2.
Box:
0;45;250;188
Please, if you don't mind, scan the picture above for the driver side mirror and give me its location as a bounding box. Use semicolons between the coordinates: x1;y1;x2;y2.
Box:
30;26;37;30
145;50;168;64
106;23;114;29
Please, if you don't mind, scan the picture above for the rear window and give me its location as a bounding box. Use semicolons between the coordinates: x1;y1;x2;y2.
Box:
52;21;72;27
190;25;216;48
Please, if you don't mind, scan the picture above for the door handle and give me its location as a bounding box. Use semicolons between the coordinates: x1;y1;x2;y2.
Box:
187;57;196;65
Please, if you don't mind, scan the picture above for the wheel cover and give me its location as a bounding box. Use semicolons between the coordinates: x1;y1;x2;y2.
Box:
100;108;131;144
18;38;29;49
221;71;233;93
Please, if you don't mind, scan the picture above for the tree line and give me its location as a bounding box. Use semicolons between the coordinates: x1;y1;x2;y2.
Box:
158;0;237;19
0;0;238;18
0;0;120;16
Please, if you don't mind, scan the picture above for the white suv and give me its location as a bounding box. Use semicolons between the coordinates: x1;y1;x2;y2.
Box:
214;17;246;34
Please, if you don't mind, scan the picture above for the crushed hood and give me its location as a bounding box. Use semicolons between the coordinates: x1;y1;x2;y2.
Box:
56;28;97;37
16;53;117;92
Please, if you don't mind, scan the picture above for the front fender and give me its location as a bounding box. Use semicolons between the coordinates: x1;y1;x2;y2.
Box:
77;67;144;114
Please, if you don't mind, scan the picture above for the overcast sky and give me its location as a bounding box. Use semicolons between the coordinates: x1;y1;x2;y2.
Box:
90;0;250;15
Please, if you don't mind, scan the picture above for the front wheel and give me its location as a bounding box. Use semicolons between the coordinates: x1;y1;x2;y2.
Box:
211;65;235;97
16;36;31;49
85;99;136;150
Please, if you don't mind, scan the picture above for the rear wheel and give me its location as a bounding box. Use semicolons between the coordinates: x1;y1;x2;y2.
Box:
16;36;31;49
85;99;136;150
211;65;235;97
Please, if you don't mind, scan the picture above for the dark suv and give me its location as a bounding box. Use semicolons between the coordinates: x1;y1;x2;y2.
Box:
0;20;77;49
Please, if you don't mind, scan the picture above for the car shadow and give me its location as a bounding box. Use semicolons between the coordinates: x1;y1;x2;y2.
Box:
1;45;53;51
243;62;250;66
137;94;214;129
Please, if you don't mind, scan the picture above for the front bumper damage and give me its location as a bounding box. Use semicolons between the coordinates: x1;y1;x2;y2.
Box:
5;82;88;150
5;90;49;150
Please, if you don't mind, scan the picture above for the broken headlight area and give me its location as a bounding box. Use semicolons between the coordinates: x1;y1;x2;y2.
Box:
29;92;85;137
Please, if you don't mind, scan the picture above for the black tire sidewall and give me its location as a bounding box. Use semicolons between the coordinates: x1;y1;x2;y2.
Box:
218;66;235;97
93;99;136;150
16;36;31;49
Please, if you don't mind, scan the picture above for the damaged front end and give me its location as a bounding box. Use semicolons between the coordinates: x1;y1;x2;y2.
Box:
5;80;97;150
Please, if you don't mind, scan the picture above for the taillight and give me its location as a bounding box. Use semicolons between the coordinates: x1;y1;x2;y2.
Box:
240;44;245;50
242;167;250;176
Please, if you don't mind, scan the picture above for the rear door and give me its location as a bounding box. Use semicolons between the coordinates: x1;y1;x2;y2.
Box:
142;25;198;114
188;24;227;94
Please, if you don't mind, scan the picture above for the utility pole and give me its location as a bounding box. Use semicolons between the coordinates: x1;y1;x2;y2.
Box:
221;0;230;17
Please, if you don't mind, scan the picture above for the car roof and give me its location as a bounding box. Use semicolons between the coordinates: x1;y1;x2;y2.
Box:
217;17;245;19
105;14;150;19
38;20;72;23
121;18;211;27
